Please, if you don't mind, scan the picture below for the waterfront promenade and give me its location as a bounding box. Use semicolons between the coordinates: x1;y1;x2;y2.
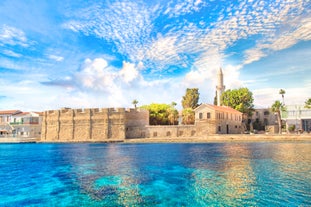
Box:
0;136;39;143
0;134;310;143
125;134;311;143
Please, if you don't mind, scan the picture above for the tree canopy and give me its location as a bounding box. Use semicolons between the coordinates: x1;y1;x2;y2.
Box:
140;103;178;125
220;87;254;116
305;98;311;109
132;99;138;108
182;108;195;125
181;88;200;109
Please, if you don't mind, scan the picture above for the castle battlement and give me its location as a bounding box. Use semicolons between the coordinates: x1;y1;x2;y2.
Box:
41;107;149;142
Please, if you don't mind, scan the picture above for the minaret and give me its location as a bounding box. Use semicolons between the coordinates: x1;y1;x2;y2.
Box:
216;68;225;106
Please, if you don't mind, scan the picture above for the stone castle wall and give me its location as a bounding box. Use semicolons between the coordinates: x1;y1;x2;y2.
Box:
41;108;149;142
125;125;197;139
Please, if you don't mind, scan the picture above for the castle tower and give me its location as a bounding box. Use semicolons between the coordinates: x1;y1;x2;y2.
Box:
216;68;225;106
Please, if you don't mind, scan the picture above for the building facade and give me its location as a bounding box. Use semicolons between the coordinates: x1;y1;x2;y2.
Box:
250;109;278;132
281;105;311;132
0;110;42;137
194;104;242;134
0;110;22;136
10;112;42;138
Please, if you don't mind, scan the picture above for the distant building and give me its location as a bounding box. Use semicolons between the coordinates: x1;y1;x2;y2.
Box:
282;105;311;132
11;112;42;138
0;110;42;137
194;104;242;134
250;109;278;132
0;110;22;136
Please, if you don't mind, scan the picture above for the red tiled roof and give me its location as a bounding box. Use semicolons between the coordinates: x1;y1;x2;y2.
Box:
195;104;242;114
14;112;29;116
0;110;22;115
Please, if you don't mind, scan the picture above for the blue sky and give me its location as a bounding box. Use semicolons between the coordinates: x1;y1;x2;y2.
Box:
0;0;310;111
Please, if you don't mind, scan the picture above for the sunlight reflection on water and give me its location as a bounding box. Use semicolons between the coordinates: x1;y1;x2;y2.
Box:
0;142;310;206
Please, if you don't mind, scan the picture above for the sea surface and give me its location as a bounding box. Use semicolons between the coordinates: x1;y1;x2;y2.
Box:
0;142;310;206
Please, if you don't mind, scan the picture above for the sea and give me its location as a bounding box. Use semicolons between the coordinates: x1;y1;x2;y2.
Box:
0;142;310;206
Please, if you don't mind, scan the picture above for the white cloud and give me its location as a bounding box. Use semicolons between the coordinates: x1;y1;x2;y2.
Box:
75;58;118;93
48;54;64;62
241;2;311;65
119;61;139;83
164;0;206;18
63;1;153;63
0;25;29;47
61;0;310;80
1;49;22;58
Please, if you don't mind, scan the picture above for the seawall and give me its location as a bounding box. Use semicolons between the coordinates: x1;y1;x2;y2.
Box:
125;134;311;143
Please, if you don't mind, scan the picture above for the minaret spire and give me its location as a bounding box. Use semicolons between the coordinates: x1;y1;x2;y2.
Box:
216;67;225;106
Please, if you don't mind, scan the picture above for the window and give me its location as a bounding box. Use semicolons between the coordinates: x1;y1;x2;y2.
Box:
207;113;211;119
153;132;157;137
199;113;203;119
178;131;183;136
264;111;270;116
218;126;221;132
166;131;171;136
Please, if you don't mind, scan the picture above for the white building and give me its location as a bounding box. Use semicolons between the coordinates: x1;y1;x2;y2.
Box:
282;105;311;133
0;110;22;136
11;112;42;137
0;110;42;137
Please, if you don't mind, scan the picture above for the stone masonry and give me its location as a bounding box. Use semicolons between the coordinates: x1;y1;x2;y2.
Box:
41;108;149;142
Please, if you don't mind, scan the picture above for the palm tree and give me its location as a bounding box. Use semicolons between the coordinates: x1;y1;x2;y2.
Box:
168;102;178;125
182;108;195;125
271;100;285;134
279;89;286;105
132;99;138;109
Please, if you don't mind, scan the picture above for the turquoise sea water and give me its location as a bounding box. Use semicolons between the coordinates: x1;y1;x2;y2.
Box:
0;142;310;206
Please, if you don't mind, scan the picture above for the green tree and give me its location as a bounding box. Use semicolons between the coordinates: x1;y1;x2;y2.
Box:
182;108;195;125
279;89;286;105
140;103;178;125
271;100;286;134
220;87;254;116
182;88;200;109
132;99;138;108
305;98;311;109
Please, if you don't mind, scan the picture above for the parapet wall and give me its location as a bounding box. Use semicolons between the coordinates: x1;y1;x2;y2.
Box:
41;108;148;142
126;125;197;139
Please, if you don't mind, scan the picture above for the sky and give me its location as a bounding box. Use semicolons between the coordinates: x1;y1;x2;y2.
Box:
0;0;310;111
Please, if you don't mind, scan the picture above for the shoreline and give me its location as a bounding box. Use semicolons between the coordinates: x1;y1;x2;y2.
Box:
1;134;310;144
124;134;311;143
